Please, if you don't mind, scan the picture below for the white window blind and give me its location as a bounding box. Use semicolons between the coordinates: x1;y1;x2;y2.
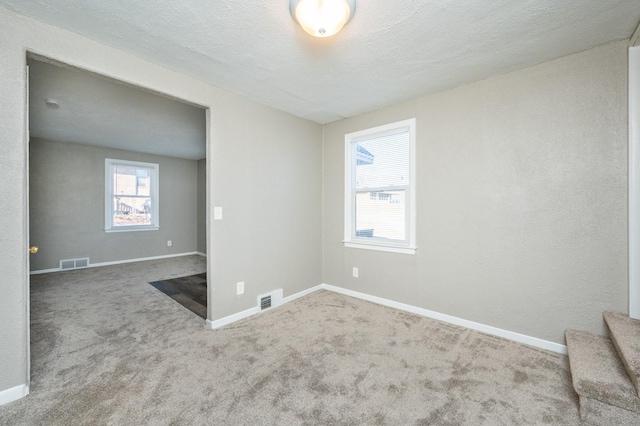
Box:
105;159;159;232
344;119;416;254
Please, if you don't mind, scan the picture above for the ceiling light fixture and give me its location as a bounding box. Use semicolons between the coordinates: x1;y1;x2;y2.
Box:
290;0;356;38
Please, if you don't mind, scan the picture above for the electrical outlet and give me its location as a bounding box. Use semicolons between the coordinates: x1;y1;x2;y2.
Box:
353;267;359;278
237;281;245;295
167;240;172;247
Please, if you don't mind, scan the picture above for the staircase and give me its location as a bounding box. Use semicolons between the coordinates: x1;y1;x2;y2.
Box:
565;312;640;425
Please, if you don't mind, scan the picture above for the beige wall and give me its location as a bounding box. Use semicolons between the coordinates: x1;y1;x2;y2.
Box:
29;139;199;271
197;158;207;254
208;103;323;319
0;7;322;396
0;4;630;401
322;40;628;345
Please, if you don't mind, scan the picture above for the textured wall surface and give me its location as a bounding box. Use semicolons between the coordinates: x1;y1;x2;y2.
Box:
29;139;198;271
0;10;31;401
322;41;629;345
0;7;322;396
0;3;629;403
197;158;206;254
0;1;638;124
207;98;323;319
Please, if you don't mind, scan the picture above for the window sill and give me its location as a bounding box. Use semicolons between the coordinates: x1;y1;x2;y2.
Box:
343;241;416;255
105;226;159;233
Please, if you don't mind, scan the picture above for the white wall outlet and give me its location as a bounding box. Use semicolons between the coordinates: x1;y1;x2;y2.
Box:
167;240;172;247
353;267;359;278
214;206;223;220
237;281;245;295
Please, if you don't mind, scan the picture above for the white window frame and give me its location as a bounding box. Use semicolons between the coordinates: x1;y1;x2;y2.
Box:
630;42;640;319
344;118;417;255
105;158;159;233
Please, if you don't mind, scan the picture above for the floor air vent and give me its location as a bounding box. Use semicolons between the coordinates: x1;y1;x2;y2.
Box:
257;289;283;311
60;258;90;270
261;295;272;310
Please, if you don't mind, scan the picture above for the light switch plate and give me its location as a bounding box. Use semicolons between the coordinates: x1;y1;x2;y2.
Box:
214;206;223;220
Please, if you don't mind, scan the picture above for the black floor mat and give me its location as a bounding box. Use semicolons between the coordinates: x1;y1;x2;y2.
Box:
149;273;207;319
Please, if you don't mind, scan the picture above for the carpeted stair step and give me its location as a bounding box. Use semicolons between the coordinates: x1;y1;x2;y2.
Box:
565;329;640;424
604;311;640;398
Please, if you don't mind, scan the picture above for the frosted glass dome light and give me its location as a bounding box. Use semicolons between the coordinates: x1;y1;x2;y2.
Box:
290;0;356;38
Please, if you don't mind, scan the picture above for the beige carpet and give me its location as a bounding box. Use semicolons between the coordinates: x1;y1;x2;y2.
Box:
0;255;585;425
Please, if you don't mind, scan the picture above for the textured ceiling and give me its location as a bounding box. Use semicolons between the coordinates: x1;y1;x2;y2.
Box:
4;1;640;124
28;59;206;160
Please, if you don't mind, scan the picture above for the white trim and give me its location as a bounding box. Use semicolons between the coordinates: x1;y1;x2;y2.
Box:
344;118;417;255
0;384;29;407
630;46;640;319
203;282;566;355
321;284;567;355
104;226;159;233
29;267;60;275
105;158;159;232
344;242;416;255
195;252;207;257
24;62;31;396
206;285;324;329
283;284;323;303
206;307;259;329
30;252;200;275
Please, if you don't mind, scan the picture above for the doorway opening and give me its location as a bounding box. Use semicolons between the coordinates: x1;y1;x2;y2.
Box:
26;53;209;384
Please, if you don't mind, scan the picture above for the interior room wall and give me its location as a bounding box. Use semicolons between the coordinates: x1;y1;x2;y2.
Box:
1;3;628;403
0;7;322;398
197;158;206;255
208;103;323;320
322;40;628;346
29;138;198;271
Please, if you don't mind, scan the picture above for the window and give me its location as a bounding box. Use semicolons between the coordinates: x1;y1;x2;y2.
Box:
105;159;159;232
344;118;416;254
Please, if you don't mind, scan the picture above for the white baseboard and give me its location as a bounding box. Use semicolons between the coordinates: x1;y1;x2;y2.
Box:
207;282;566;355
29;267;60;275
195;252;207;257
0;384;28;407
283;284;323;304
206;285;323;330
30;252;202;275
206;307;259;329
320;284;567;355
